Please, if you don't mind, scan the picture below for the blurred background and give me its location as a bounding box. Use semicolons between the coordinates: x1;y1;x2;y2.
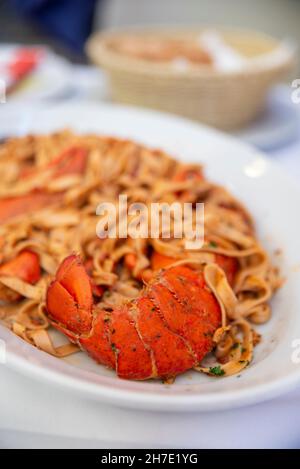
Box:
0;0;299;149
0;0;300;63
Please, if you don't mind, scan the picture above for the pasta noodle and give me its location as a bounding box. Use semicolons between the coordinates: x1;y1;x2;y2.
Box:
0;131;282;378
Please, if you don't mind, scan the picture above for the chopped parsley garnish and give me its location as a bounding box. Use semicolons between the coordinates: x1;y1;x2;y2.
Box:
208;241;218;248
209;366;225;376
232;342;240;350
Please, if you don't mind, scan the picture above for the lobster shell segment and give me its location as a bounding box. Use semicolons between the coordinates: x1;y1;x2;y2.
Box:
46;255;93;335
46;255;222;380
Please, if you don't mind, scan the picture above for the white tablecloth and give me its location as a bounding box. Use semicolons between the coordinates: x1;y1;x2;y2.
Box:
1;365;300;449
0;66;300;449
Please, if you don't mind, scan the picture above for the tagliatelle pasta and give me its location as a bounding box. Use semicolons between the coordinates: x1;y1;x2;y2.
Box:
0;131;282;380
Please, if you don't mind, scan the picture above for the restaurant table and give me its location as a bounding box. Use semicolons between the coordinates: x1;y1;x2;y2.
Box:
1;364;300;449
0;64;300;449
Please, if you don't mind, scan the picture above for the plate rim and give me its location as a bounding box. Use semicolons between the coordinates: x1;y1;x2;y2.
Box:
3;331;300;412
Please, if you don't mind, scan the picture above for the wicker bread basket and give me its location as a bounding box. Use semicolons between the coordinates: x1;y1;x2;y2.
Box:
86;27;296;130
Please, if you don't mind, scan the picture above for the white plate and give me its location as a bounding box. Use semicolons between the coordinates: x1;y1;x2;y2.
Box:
1;102;300;412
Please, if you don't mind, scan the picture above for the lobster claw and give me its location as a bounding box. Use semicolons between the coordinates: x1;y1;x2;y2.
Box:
46;255;93;336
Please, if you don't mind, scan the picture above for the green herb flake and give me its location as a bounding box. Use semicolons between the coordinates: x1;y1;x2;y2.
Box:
208;241;218;248
232;342;240;350
209;366;225;376
111;343;117;352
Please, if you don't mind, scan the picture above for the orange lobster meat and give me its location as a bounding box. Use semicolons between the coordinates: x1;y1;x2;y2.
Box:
0;250;41;301
20;146;88;180
0;146;88;225
0;190;62;225
151;251;238;286
126;250;238;287
46;255;221;380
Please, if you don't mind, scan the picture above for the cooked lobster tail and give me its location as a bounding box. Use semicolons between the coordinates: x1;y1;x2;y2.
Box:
46;255;221;380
